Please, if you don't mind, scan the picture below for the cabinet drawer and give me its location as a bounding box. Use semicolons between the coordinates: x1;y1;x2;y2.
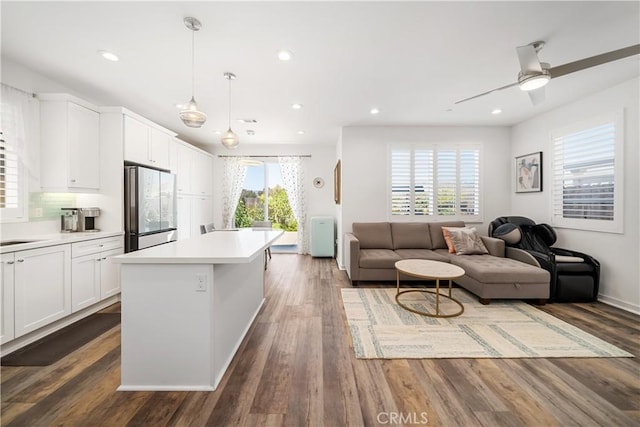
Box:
72;236;123;258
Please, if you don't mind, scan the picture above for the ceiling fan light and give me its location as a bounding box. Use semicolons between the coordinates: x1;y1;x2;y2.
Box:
221;128;239;149
180;97;207;127
519;73;550;91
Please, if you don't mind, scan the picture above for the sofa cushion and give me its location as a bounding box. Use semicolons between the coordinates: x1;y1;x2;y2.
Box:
443;227;489;255
391;222;432;249
353;222;393;249
429;221;466;249
449;255;549;284
394;249;450;262
359;249;402;269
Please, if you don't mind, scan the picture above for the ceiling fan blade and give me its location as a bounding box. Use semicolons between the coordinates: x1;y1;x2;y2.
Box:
454;82;519;104
528;86;546;105
516;44;543;74
549;44;640;78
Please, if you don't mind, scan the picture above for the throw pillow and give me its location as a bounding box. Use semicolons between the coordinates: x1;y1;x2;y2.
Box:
443;227;489;255
441;227;457;254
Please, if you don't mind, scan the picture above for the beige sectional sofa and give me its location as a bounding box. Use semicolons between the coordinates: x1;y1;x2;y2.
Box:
344;221;550;304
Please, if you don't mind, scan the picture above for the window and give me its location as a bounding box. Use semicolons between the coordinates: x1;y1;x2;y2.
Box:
390;144;481;220
0;89;29;222
550;111;623;233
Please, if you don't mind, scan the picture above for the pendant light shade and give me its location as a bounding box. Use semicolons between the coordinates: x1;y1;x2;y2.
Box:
180;17;206;128
221;72;239;149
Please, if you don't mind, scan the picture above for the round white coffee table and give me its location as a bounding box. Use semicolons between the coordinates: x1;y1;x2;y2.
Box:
395;259;465;318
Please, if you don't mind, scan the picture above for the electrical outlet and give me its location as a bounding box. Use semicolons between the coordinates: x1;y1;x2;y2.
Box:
196;274;207;292
34;208;43;217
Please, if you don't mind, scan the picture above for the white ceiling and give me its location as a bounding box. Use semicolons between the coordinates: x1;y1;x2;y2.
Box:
2;1;639;149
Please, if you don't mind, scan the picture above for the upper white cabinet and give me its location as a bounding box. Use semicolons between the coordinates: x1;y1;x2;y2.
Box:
173;139;213;196
39;94;100;191
124;115;172;170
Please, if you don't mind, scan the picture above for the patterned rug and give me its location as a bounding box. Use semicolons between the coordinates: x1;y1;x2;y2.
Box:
341;288;633;359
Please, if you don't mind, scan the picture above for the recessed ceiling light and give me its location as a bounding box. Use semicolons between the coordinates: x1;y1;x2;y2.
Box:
297;130;305;135
175;103;185;109
370;107;380;115
291;103;303;110
237;118;258;124
214;130;222;135
277;50;293;61
98;50;119;62
246;130;255;136
491;108;503;115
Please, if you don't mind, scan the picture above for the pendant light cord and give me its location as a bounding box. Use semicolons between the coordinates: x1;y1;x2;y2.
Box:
191;28;195;97
228;77;232;128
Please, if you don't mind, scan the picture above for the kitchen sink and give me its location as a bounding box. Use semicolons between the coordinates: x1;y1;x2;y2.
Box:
0;240;41;247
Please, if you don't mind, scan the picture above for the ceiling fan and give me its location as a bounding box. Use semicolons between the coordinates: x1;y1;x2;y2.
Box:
455;41;640;105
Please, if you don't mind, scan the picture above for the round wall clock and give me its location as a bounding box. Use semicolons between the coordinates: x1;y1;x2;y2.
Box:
313;177;324;188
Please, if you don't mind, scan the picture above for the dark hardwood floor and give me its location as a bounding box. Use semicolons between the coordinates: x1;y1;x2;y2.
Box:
2;254;639;426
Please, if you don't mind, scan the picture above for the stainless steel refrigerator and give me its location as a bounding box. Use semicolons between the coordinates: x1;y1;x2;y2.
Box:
124;165;177;252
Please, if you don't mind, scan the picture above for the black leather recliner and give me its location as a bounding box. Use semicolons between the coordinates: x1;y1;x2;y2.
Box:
488;216;600;302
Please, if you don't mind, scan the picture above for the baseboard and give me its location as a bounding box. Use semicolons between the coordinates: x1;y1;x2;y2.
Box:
598;293;640;315
1;295;121;357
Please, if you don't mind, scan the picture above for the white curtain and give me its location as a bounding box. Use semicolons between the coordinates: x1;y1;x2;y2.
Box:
221;157;248;228
278;156;308;254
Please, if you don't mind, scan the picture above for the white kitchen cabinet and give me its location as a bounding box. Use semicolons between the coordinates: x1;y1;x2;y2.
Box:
191;152;213;196
13;244;72;338
175;142;194;194
176;195;213;239
71;236;124;312
124;115;171;170
191;196;213;237
1;253;16;344
40;94;100;191
177;195;192;240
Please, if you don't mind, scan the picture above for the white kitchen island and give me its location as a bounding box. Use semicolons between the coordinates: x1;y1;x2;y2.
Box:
112;229;283;391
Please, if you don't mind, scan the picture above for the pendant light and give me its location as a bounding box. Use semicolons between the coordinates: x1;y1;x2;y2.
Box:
179;17;207;128
221;72;239;149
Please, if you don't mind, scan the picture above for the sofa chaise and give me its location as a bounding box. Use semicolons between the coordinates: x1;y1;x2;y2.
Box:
344;221;550;304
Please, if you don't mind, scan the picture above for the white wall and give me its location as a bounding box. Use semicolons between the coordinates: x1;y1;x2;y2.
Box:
511;78;640;313
208;144;338;249
337;126;512;268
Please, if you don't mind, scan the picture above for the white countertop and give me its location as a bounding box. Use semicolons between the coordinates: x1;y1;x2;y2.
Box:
0;231;124;254
113;229;284;264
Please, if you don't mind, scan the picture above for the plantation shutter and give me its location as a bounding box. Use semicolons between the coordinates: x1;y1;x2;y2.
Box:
391;148;411;215
0;120;21;212
459;149;480;216
552;122;616;221
390;144;480;219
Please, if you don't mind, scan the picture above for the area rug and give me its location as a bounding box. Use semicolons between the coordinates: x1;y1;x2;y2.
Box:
1;312;121;366
341;288;633;359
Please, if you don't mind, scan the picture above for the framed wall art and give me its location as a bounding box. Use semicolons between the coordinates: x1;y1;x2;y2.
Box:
515;151;542;193
334;160;341;204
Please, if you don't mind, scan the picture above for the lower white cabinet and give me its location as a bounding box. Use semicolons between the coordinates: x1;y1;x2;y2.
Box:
71;237;123;312
13;245;72;338
1;253;16;344
177;195;213;240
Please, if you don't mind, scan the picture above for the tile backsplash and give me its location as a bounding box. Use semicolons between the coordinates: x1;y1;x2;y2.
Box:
29;192;76;221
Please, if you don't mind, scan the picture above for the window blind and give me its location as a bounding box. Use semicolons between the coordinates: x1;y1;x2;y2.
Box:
0;128;20;210
390;144;480;219
552;122;616;222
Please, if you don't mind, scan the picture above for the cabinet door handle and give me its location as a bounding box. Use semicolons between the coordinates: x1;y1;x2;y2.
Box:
99;244;104;247
102;257;107;261
16;259;24;263
96;258;102;262
6;261;15;265
70;179;77;183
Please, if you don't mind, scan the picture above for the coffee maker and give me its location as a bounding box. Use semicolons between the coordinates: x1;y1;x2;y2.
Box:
79;207;100;232
60;207;100;232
